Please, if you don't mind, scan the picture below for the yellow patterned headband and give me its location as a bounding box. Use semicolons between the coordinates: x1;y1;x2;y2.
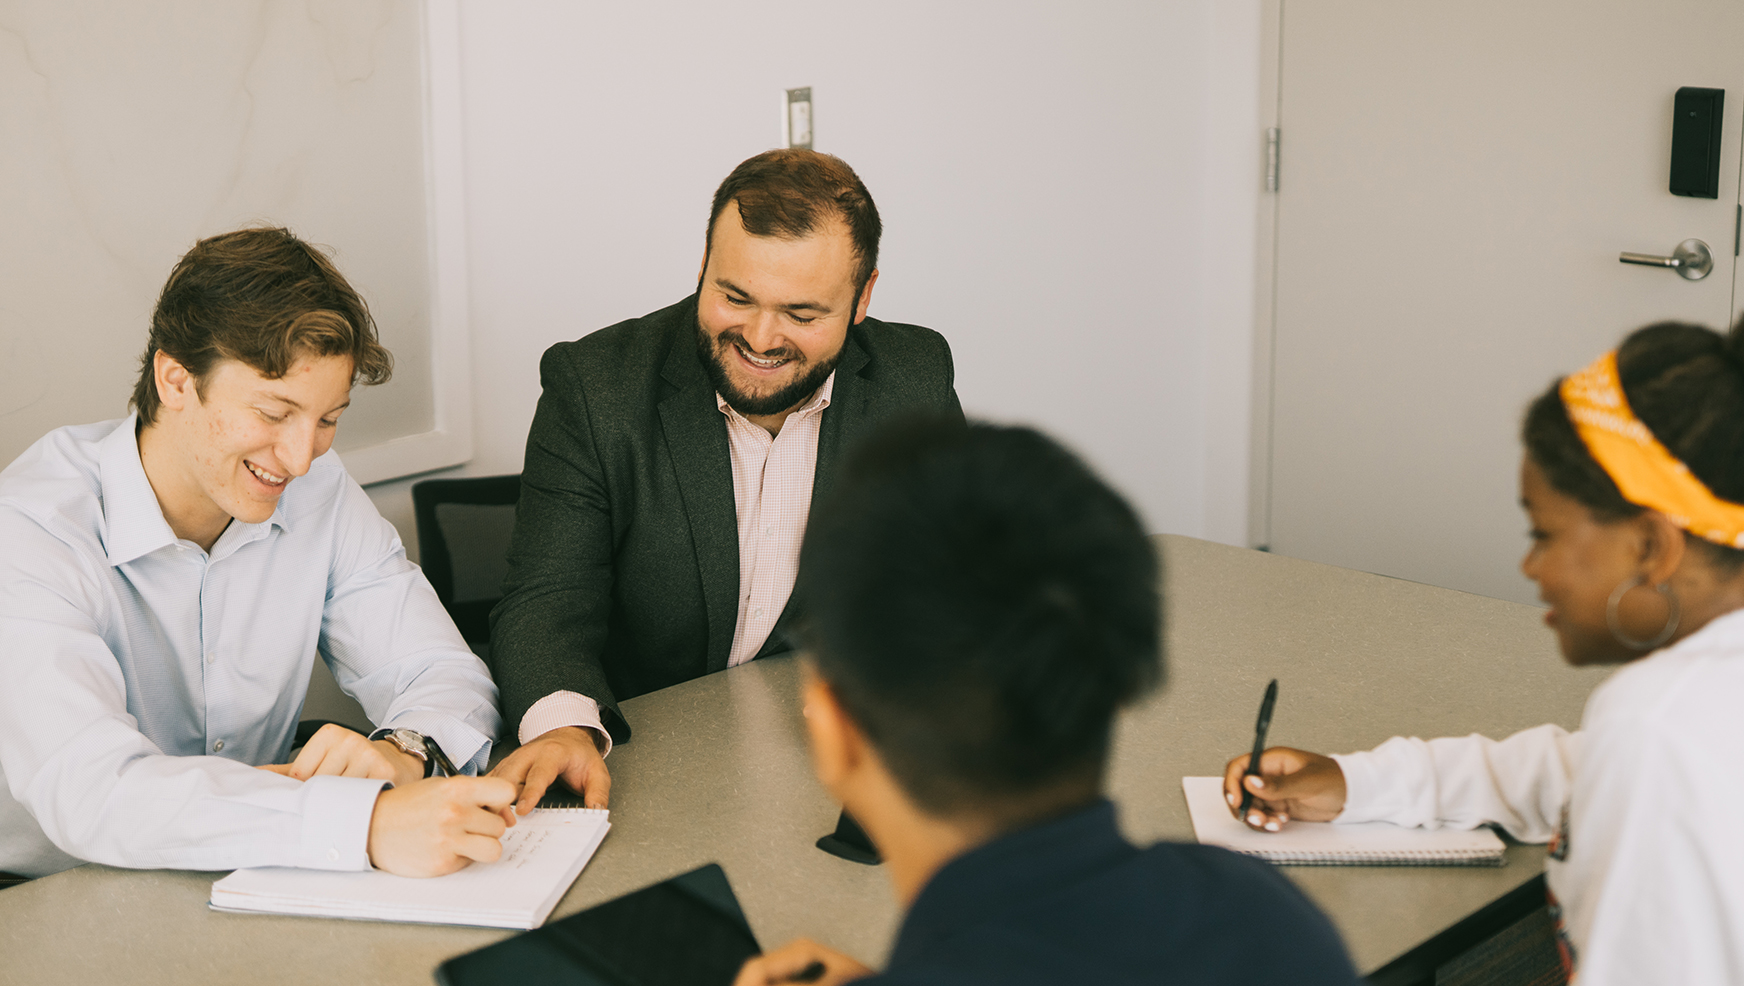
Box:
1560;351;1744;548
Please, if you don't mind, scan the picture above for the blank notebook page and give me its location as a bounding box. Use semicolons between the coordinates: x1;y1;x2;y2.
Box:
1182;776;1504;866
210;807;610;928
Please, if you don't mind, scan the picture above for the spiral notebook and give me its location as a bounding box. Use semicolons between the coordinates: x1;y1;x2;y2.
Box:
209;807;610;928
1182;776;1505;866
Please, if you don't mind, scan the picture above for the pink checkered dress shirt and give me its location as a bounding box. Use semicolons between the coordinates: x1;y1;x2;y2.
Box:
517;373;837;755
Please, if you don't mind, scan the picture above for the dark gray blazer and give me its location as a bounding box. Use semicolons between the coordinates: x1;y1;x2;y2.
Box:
490;294;962;742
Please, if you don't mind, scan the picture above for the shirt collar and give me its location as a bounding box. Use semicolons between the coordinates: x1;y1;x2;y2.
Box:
886;799;1134;970
98;413;289;567
715;371;836;423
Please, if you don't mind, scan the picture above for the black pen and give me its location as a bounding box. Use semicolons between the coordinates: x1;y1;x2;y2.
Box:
1237;679;1279;816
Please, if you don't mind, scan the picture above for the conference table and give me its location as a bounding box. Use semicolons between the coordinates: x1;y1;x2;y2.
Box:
0;535;1611;985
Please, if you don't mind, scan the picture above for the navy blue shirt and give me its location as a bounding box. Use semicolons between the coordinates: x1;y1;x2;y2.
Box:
861;800;1361;985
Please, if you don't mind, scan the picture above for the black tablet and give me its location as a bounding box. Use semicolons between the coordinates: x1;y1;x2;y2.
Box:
434;863;760;986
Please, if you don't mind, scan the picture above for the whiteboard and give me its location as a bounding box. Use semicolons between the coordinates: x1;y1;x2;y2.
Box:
0;0;472;484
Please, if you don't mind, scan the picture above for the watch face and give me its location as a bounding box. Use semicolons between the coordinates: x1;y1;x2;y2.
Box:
390;729;428;759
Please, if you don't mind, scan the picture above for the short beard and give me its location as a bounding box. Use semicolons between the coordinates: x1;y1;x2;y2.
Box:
695;318;841;417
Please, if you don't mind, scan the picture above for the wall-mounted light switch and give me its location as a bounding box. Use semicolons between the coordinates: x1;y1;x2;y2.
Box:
784;87;812;149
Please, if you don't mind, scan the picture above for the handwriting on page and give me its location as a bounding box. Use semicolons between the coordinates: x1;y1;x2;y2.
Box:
495;813;595;871
498;826;556;870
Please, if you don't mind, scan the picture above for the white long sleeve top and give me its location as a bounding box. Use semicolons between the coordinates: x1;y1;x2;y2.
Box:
1333;607;1744;985
0;416;501;878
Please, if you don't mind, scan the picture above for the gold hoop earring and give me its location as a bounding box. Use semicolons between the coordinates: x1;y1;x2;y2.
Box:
1605;575;1680;651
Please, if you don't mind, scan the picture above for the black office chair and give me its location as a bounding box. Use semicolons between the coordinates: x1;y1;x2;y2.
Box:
412;475;523;658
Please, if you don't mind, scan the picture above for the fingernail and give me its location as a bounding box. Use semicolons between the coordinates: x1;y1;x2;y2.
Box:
1264;820;1280;832
1226;792;1237;806
1247;813;1262;826
1250;777;1265;789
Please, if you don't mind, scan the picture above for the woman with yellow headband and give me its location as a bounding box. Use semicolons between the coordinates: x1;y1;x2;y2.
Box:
1222;321;1744;984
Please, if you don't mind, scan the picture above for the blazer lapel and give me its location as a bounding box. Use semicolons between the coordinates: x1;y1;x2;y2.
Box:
658;310;740;675
766;331;873;657
811;329;872;511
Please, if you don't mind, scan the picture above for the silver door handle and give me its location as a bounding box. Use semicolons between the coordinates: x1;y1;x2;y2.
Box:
1619;238;1713;280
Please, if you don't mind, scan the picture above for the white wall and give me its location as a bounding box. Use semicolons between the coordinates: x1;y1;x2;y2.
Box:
367;0;1265;555
0;0;448;477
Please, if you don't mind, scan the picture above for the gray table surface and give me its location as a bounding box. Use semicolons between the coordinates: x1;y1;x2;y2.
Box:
0;535;1611;985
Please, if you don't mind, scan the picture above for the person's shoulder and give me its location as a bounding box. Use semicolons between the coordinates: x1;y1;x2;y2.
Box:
0;420;119;584
1136;837;1297;891
1100;841;1360;982
543;295;693;376
852;314;952;364
1124;839;1317;913
881;839;1357;986
1591;610;1744;722
0;419;116;530
285;447;356;514
1586;609;1744;764
847;317;956;410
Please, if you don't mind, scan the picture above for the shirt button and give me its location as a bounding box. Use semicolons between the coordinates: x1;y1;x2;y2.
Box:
762;527;772;536
213;739;225;752
328;848;340;862
752;608;764;618
205;652;217;665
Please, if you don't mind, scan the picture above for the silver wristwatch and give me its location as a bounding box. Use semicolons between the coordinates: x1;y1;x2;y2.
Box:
383;728;437;778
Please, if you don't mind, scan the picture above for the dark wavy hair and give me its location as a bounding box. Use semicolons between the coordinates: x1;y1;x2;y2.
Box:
131;227;392;424
795;415;1162;815
1522;320;1744;572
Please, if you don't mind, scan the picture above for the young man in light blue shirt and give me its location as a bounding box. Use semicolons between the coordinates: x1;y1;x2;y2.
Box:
0;228;515;881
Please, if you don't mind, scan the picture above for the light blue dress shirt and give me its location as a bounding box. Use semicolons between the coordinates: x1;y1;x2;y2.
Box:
0;416;500;878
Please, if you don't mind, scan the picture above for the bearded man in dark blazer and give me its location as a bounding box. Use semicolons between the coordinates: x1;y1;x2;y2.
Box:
488;149;962;811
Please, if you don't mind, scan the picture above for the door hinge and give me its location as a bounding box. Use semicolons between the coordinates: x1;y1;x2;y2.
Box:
1266;127;1281;193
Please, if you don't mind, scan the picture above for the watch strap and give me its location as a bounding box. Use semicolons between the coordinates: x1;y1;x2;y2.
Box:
383;729;436;778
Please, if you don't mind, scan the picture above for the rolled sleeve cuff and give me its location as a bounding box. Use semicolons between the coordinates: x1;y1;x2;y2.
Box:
1330;750;1389;824
370;714;492;775
1331;736;1438;828
519;691;612;757
297;775;389;870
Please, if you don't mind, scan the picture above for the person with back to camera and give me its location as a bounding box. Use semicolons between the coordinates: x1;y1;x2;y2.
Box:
735;415;1361;985
1223;321;1744;984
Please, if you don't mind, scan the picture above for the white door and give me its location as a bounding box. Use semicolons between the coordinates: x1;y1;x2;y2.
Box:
1265;1;1744;604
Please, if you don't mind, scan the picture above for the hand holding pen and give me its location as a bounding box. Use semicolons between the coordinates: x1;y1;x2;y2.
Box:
1221;680;1349;831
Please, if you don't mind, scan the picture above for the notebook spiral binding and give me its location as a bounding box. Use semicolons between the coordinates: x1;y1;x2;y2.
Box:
1236;851;1506;867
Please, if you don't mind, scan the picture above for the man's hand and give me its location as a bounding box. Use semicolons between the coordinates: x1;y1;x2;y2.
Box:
258;723;424;789
1222;746;1348;831
734;939;872;986
367;776;519;877
489;726;611;814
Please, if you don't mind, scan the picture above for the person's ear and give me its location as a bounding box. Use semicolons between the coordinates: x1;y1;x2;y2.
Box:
154;352;197;414
801;663;865;798
698;216;719;289
1637;510;1687;586
852;269;879;325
